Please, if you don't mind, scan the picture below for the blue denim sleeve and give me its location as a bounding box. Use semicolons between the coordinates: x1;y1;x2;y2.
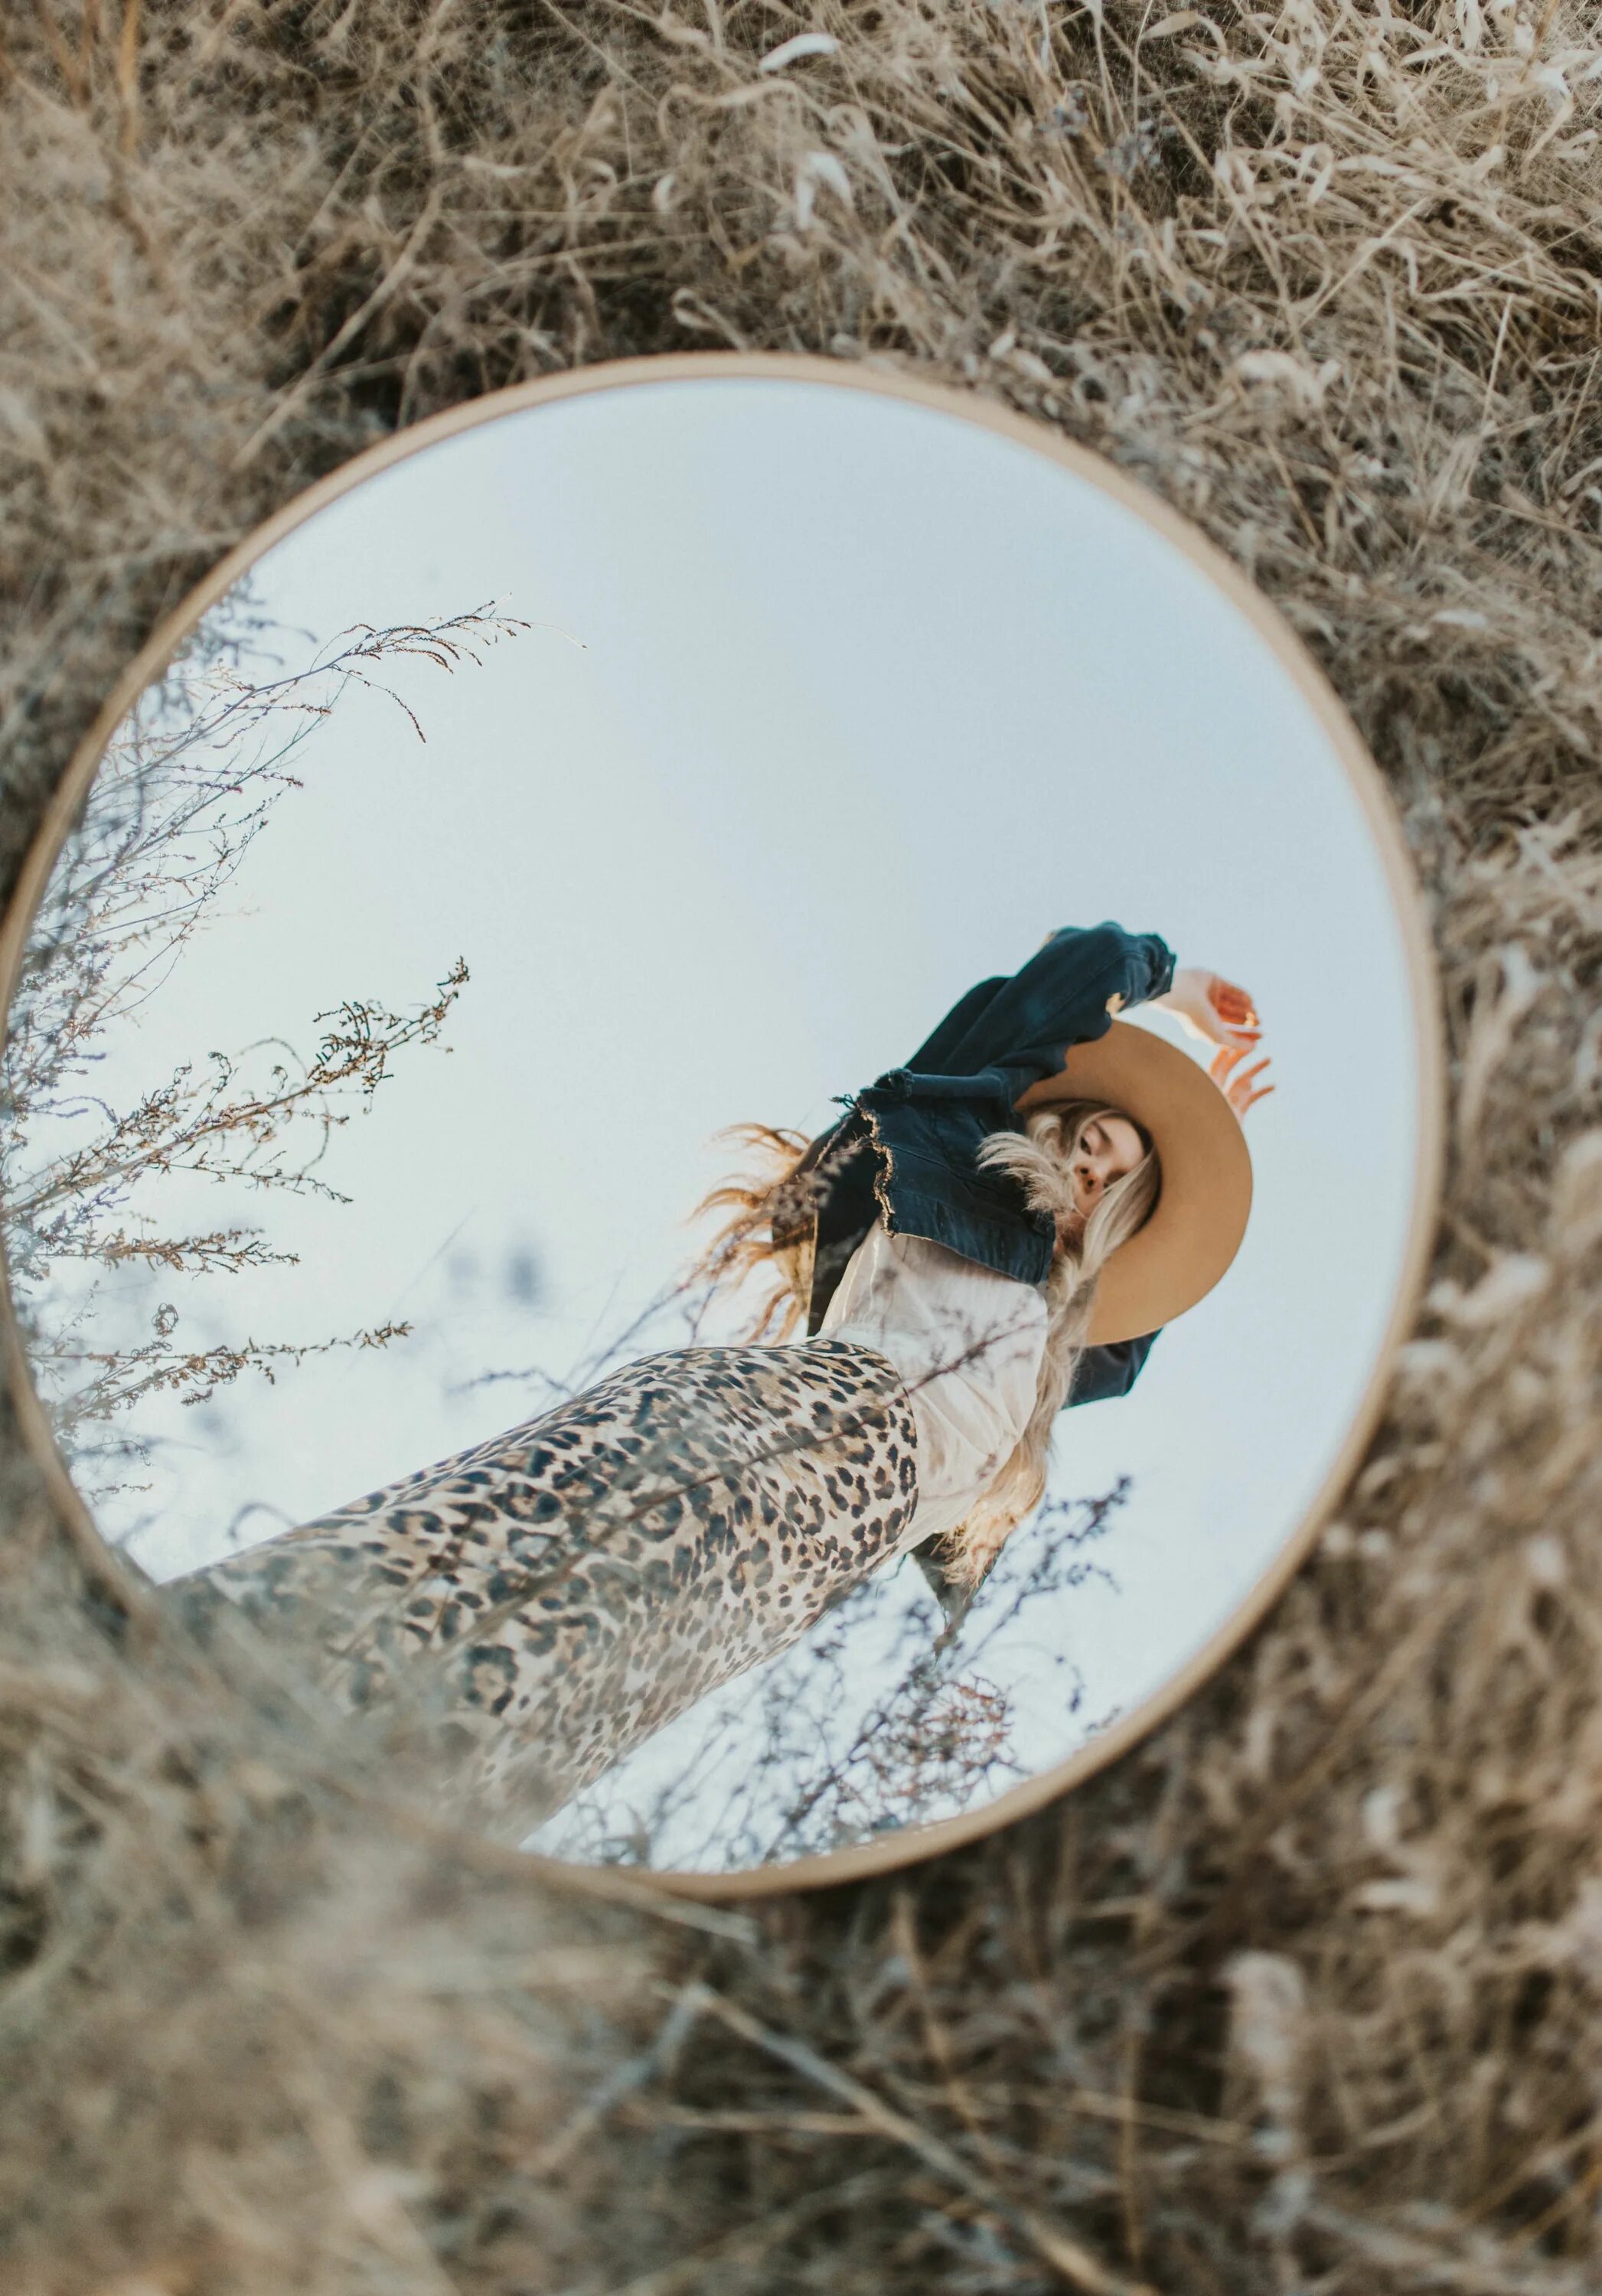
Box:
1038;922;1176;1016
1065;1327;1160;1407
993;921;1176;1089
902;976;1008;1071
886;923;1176;1100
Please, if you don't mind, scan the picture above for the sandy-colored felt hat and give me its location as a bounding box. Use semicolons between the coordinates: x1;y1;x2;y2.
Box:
1015;1019;1254;1347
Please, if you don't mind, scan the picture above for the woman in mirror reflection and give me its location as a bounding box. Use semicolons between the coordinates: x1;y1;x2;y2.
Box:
165;923;1270;1841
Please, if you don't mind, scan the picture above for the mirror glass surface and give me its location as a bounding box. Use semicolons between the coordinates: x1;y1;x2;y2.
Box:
5;369;1429;1876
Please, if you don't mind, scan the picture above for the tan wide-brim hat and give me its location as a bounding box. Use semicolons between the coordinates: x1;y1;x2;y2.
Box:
1015;1019;1254;1346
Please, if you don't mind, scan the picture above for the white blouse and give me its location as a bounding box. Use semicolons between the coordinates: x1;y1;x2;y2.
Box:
816;1225;1049;1545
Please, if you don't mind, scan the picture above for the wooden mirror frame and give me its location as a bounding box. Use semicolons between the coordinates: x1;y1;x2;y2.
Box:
0;352;1446;1900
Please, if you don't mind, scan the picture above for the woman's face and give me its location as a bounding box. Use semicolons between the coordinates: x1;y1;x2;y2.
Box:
1069;1112;1146;1224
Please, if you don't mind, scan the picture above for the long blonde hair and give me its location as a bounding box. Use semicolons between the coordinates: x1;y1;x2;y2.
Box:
687;1102;1161;1585
685;1121;822;1342
946;1102;1160;1588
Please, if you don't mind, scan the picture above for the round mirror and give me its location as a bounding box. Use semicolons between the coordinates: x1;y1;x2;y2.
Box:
0;356;1442;1891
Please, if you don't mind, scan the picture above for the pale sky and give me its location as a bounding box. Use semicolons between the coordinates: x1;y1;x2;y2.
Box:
21;374;1427;1870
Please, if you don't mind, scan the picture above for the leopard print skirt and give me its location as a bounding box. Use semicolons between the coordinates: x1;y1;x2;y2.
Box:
164;1336;919;1839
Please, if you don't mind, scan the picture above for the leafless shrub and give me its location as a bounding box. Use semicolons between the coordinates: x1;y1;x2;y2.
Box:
2;597;522;1499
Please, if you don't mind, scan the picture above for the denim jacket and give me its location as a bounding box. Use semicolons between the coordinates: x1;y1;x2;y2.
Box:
779;921;1177;1409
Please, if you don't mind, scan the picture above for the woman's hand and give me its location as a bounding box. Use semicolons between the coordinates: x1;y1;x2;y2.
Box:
1157;966;1263;1052
1210;1042;1275;1120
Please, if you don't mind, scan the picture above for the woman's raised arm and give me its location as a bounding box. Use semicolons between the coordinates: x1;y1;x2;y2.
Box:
1150;965;1261;1048
1149;968;1275;1117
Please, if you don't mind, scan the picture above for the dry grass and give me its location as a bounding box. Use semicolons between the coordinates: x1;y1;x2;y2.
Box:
4;0;1602;2286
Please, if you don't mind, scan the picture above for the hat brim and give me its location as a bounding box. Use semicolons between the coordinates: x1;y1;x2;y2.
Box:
1015;1021;1253;1346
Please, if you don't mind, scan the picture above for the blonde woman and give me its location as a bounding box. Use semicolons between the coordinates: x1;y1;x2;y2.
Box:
165;923;1269;1836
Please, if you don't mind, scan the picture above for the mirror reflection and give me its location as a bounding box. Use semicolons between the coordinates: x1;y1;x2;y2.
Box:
3;370;1425;1874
